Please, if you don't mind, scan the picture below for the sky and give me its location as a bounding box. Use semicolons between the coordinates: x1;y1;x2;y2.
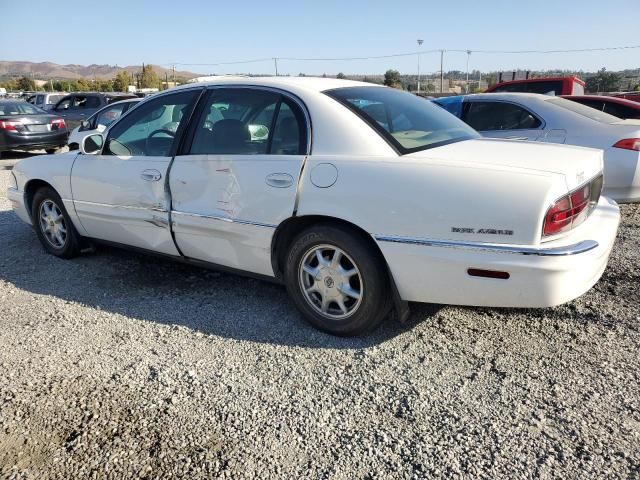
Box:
1;0;639;76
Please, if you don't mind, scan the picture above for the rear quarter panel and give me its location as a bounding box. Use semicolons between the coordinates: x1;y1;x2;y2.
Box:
296;155;564;247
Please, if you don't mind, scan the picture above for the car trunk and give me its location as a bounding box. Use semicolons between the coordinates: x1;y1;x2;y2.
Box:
406;138;603;192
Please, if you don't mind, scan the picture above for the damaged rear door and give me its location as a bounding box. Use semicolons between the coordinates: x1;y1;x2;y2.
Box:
70;88;202;254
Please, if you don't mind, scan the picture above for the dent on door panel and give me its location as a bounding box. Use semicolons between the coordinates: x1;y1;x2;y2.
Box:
169;154;305;276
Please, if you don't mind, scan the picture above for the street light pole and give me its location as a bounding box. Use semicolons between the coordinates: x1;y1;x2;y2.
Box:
466;50;471;93
417;39;423;95
440;50;444;93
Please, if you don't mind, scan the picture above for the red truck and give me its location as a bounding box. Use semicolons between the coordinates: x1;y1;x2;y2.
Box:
486;76;586;96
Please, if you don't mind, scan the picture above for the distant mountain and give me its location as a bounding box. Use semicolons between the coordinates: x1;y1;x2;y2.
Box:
0;61;205;80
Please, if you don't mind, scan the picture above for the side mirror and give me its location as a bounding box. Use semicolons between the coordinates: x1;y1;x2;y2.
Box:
80;133;104;155
80;120;91;130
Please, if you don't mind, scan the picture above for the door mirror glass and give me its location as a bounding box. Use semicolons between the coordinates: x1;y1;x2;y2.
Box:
80;120;91;130
81;134;104;154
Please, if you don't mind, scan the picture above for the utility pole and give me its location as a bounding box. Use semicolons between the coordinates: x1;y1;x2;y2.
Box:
273;58;279;76
440;50;444;93
466;50;471;93
172;64;176;87
417;39;423;95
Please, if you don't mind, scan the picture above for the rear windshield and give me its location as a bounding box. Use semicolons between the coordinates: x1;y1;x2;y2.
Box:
0;102;44;115
326;86;479;154
547;97;619;124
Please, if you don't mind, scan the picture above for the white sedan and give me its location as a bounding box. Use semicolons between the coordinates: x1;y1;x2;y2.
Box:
434;93;640;203
8;78;620;335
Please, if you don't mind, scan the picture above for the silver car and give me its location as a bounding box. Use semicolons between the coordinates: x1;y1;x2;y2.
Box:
435;93;640;202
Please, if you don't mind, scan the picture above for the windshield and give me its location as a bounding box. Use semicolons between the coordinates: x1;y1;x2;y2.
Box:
326;86;479;154
0;102;45;115
547;97;619;124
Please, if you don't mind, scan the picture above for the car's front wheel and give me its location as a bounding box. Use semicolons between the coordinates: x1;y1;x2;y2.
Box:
31;187;80;258
45;148;57;154
284;224;391;336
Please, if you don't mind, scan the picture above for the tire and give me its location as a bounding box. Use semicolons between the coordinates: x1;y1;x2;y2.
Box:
31;187;81;259
45;149;57;154
284;224;391;336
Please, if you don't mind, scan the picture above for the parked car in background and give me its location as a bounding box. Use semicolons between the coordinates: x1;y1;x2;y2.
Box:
611;92;640;102
485;76;585;96
8;77;620;335
561;95;640;120
51;92;137;130
26;93;67;111
434;93;640;202
68;98;140;149
0;100;67;158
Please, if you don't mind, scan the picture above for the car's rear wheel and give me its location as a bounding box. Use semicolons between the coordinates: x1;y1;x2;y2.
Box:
284;224;391;336
31;187;80;258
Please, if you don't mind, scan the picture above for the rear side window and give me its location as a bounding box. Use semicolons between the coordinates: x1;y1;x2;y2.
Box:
463;101;541;131
188;88;307;155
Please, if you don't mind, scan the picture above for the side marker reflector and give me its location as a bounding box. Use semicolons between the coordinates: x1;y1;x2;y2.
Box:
467;268;510;280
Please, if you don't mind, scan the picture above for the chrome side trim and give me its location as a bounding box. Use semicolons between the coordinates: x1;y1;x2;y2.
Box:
171;210;276;229
374;235;598;256
72;199;167;212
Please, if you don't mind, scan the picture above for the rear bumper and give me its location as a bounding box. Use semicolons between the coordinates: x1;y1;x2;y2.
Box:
377;196;620;308
0;130;68;151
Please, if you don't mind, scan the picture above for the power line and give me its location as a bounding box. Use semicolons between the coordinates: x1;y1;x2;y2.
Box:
164;44;640;67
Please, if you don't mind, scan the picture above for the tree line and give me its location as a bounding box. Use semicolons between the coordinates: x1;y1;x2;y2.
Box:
0;65;187;93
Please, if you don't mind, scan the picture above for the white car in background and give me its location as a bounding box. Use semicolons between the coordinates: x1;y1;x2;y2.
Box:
435;93;640;202
8;78;620;335
67;98;140;149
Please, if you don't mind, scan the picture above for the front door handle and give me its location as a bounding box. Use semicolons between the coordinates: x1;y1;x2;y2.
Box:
141;169;162;182
265;172;294;188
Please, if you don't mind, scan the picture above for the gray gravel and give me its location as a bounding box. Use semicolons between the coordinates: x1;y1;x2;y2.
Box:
0;164;638;479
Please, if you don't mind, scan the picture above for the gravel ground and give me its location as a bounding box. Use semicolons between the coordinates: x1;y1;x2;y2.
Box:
0;165;638;479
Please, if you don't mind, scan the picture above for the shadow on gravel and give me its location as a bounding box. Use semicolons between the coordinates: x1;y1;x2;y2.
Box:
0;210;436;349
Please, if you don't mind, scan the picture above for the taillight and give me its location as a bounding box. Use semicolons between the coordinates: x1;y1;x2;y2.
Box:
613;138;640;151
543;175;602;237
50;118;65;130
0;120;22;131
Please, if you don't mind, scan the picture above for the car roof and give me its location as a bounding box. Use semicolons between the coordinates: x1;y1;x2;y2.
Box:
177;76;381;93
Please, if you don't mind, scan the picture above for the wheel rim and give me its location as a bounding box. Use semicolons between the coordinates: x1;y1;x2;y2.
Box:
298;244;363;320
38;199;67;249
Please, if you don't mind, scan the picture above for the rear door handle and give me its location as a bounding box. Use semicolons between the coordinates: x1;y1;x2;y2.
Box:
265;173;294;188
141;169;162;182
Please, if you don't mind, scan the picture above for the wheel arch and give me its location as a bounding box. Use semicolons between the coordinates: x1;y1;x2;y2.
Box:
270;214;409;322
23;179;57;220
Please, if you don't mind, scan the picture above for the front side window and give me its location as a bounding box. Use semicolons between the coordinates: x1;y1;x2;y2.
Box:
55;96;72;110
105;90;199;157
603;102;640;120
73;95;101;109
47;94;64;105
463;101;542;131
326;86;478;153
188;88;306;155
35;95;44;106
